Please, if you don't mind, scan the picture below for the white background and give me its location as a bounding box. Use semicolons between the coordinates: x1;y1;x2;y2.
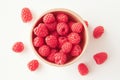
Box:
0;0;120;80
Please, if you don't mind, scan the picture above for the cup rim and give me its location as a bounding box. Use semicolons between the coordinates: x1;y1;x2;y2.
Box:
30;8;89;67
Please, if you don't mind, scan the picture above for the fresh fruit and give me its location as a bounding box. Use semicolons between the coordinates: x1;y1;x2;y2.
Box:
56;13;68;22
61;42;72;53
93;52;108;64
57;22;69;35
54;52;67;65
78;63;89;76
47;49;58;62
71;22;83;33
38;45;50;57
45;35;58;48
68;32;81;44
45;22;57;31
43;13;55;23
93;26;104;39
33;23;48;37
33;37;44;47
12;42;24;53
27;60;39;71
32;12;86;65
71;45;82;57
21;7;32;23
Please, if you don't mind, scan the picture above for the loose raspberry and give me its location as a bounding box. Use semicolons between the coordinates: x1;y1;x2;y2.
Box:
56;13;68;22
61;42;72;53
68;32;81;44
33;23;48;37
93;52;108;65
33;37;44;47
78;63;89;76
38;45;50;57
71;22;83;33
27;59;39;71
84;20;88;27
12;42;24;53
93;26;104;39
43;13;55;24
71;45;82;57
58;36;68;48
45;22;57;31
54;52;67;65
47;49;58;62
57;22;69;35
21;7;32;23
45;35;58;48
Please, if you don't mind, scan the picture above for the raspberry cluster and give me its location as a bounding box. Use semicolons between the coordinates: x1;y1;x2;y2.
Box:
32;12;85;65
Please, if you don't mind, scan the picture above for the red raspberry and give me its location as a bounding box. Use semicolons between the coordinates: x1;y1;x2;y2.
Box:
27;59;39;71
47;49;58;62
21;7;32;23
58;36;68;48
56;13;68;22
61;42;72;53
93;26;104;39
33;37;44;47
45;35;58;48
68;21;75;28
45;22;57;31
51;31;59;38
71;45;82;57
38;45;50;57
93;52;108;65
84;20;88;27
54;52;67;65
43;13;55;24
71;22;83;33
33;23;48;37
57;22;69;35
12;42;24;53
78;63;89;76
68;32;81;44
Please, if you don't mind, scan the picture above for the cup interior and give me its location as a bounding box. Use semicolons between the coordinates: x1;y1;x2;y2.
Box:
31;8;89;67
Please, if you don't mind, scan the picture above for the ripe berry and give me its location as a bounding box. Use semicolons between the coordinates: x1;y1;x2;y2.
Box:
33;23;48;37
38;45;50;57
43;13;55;23
56;13;68;22
47;49;58;62
45;22;57;31
68;21;75;28
78;63;89;76
51;31;59;38
21;7;32;23
27;59;39;71
54;52;67;65
61;42;72;53
45;35;58;48
71;45;82;57
57;22;69;35
33;37;44;47
71;22;83;33
58;36;68;48
12;42;24;53
68;32;81;44
93;26;104;39
93;52;108;65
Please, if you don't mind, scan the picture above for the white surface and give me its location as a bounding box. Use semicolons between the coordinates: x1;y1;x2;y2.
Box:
0;0;120;80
